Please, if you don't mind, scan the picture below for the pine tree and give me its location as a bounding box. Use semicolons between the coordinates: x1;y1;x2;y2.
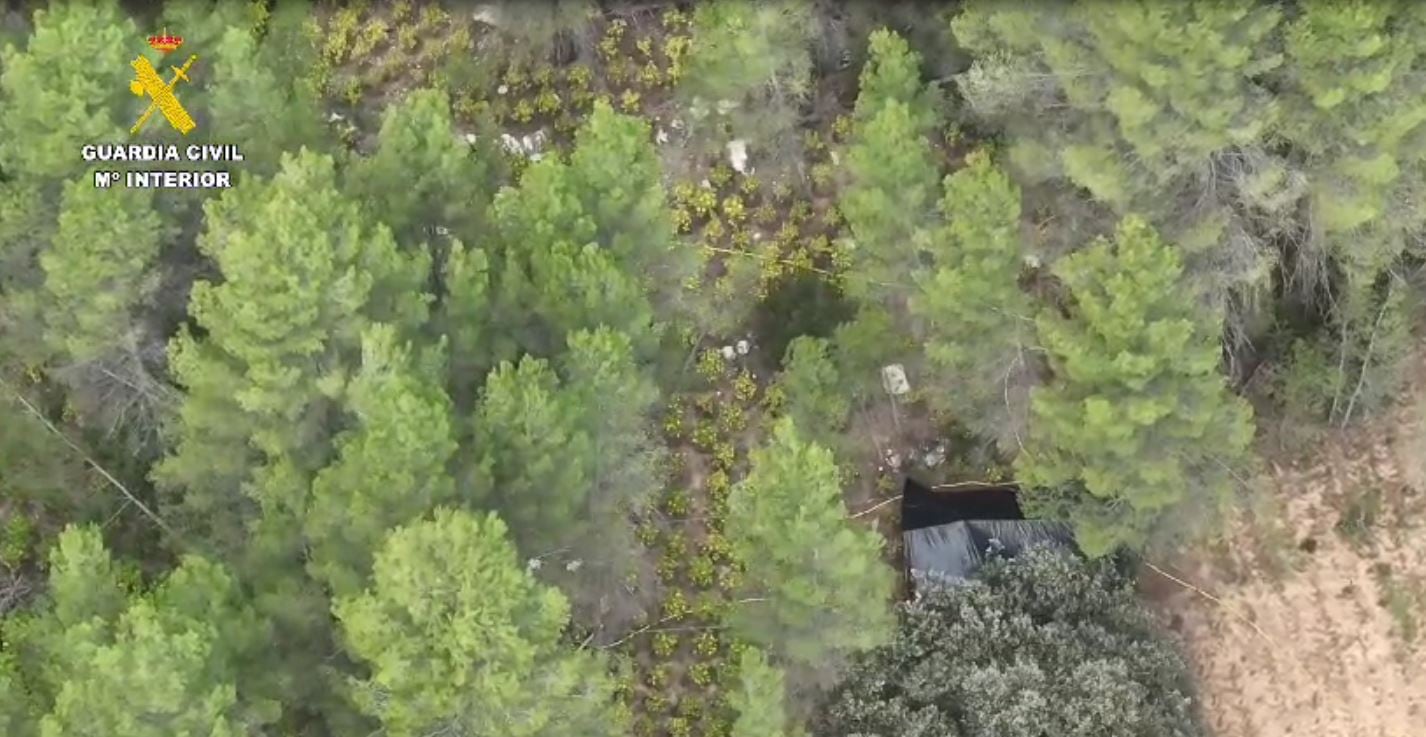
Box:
39;175;163;364
954;0;1281;207
472;328;659;560
207;25;327;178
471;354;591;554
4;528;274;737
486;118;661;359
730;647;794;737
0;1;134;181
728;419;894;669
854;29;936;131
680;0;815;170
910;151;1036;448
771;336;850;455
436;240;498;410
155;149;429;550
348;87;493;247
951;0;1283;306
840;100;940;299
303;324;458;597
335;509;628;737
567;102;692;301
0;653;37;737
1016;216;1255;556
1280;0;1426;242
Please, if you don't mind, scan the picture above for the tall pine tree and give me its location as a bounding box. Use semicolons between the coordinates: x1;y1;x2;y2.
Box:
1016;216;1254;555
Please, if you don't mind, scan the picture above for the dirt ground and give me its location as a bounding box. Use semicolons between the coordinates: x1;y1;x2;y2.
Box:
1149;359;1426;737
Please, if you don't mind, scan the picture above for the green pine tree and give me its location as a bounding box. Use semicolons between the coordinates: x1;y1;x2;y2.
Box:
728;419;894;669
335;509;628;737
910;151;1036;448
1016;216;1255;556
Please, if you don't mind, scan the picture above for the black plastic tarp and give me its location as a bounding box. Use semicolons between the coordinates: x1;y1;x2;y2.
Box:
904;519;1076;586
900;477;1022;530
900;477;1076;586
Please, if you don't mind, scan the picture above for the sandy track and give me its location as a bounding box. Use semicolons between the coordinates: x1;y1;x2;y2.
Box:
1154;384;1426;737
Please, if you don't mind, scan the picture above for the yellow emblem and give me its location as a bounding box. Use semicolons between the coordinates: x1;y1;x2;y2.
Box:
129;54;198;136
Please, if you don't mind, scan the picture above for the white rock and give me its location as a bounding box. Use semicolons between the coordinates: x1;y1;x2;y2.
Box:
830;150;840;166
727;139;749;173
655;128;669;145
434;225;451;237
721;345;737;360
1023;254;1043;269
464;132;478;145
497;84;509;95
716;98;738;116
565;559;583;572
670;117;685;130
525;558;542;573
472;5;501;26
522;129;548;154
326;111;345;123
882;364;911;396
499;133;523;155
735;339;751;356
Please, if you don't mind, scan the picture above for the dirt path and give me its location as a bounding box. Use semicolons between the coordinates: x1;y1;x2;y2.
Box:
1153;362;1426;737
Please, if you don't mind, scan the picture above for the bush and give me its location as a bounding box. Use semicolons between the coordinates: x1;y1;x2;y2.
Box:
818;548;1205;737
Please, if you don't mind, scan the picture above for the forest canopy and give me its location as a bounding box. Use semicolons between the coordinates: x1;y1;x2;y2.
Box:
1;2;1422;737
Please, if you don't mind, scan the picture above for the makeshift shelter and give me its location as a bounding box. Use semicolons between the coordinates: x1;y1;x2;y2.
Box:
901;476;1076;588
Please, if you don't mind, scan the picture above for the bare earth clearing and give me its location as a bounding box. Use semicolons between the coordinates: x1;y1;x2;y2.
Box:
1152;357;1426;737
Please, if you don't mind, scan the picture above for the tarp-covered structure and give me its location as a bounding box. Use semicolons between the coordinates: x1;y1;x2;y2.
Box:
901;477;1076;588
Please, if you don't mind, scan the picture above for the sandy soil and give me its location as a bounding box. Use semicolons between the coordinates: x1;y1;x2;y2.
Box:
1152;366;1426;737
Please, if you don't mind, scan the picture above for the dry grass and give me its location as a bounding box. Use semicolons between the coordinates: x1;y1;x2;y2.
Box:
1152;353;1426;737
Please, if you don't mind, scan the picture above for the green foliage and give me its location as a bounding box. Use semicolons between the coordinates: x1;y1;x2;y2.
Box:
840;100;940;297
303;324;457;597
1;514;34;569
334;509;628;737
683;0;813;108
39;175;163;363
486;104;683;359
472;355;591;548
156;149;429;552
568;103;693;306
954;1;1281;206
0;653;37;737
728;419;894;668
438;240;497;407
0;1;133;181
1285;274;1420;427
910;151;1036;448
6;527;274;737
207;24;327;178
1280;0;1426;239
1017;217;1255;556
854;29;936;131
44;525;128;631
472;327;662;622
773;337;850;452
0;394;107;523
951;0;1283;306
819;549;1204;737
729;647;792;737
348;87;494;246
680;0;815;168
